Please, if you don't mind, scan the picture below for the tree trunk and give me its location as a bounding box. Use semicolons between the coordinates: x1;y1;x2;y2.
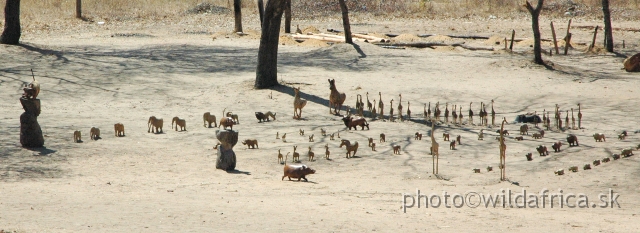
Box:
258;0;264;27
1;0;21;45
233;0;243;33
338;0;353;44
284;0;291;33
255;0;287;89
76;0;81;18
602;0;614;52
525;0;544;65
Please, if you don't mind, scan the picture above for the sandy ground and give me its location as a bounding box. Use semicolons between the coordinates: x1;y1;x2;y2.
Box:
2;15;640;232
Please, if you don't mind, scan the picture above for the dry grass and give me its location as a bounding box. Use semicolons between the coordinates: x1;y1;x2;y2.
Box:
5;0;640;26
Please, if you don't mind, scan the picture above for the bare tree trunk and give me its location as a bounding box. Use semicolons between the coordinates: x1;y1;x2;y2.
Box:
233;0;243;33
525;0;544;65
284;0;291;33
255;0;287;89
258;0;264;27
1;0;21;45
338;0;353;44
76;0;81;18
602;0;614;52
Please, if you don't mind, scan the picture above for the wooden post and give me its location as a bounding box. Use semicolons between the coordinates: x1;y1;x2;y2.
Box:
258;0;264;27
284;0;291;33
564;18;572;49
564;33;572;55
504;38;507;50
509;30;515;50
589;25;599;51
623;40;625;48
76;0;82;18
551;22;559;54
338;0;353;44
233;0;243;33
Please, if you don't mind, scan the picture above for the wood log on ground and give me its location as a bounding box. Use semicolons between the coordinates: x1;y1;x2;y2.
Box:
623;53;640;72
352;33;387;42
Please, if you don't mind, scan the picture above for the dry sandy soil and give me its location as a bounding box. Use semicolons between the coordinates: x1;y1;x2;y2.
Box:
1;13;640;232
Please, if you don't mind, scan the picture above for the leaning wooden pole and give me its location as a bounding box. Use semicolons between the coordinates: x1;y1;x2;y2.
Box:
509;29;515;50
564;33;572;55
338;0;353;44
589;25;599;51
551;22;559;54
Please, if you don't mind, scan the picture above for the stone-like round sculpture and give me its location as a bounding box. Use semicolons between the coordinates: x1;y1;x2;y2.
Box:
215;129;238;171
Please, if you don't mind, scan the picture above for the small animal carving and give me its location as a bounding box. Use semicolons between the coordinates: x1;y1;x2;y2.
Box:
380;133;386;142
568;166;578;172
525;152;533;161
593;159;601;166
308;134;314;142
90;127;101;140
299;129;304;136
342;115;369;130
328;79;346;115
219;108;235;130
114;123;125;137
583;164;591;170
496;129;509;135
282;157;315;182
292;146;300;162
371;143;376;151
478;129;484;140
612;154;621;160
307;146;315;161
293;87;307;119
554;169;565;175
320;128;326;136
172;117;186;131
552;141;563;152
414;132;422;140
324;144;330;159
456;135;461;145
339;139;359;158
618;133;626;140
536;145;549;156
368;137;374;147
473;168;481;173
329;133;334;140
487;166;493;172
148;116;163;133
278;150;286;164
226;111;240;124
449;140;456;150
276;132;280;139
515;136;524;141
282;133;287;142
241;139;258;149
621;148;634;157
532;133;542;139
539;129;545;138
22;70;40;100
566;134;579;146
392;145;401;154
593;133;606;142
602;157;611;163
442;133;450;141
203;112;217;127
255;112;277;122
519;124;529;135
73;130;82;143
